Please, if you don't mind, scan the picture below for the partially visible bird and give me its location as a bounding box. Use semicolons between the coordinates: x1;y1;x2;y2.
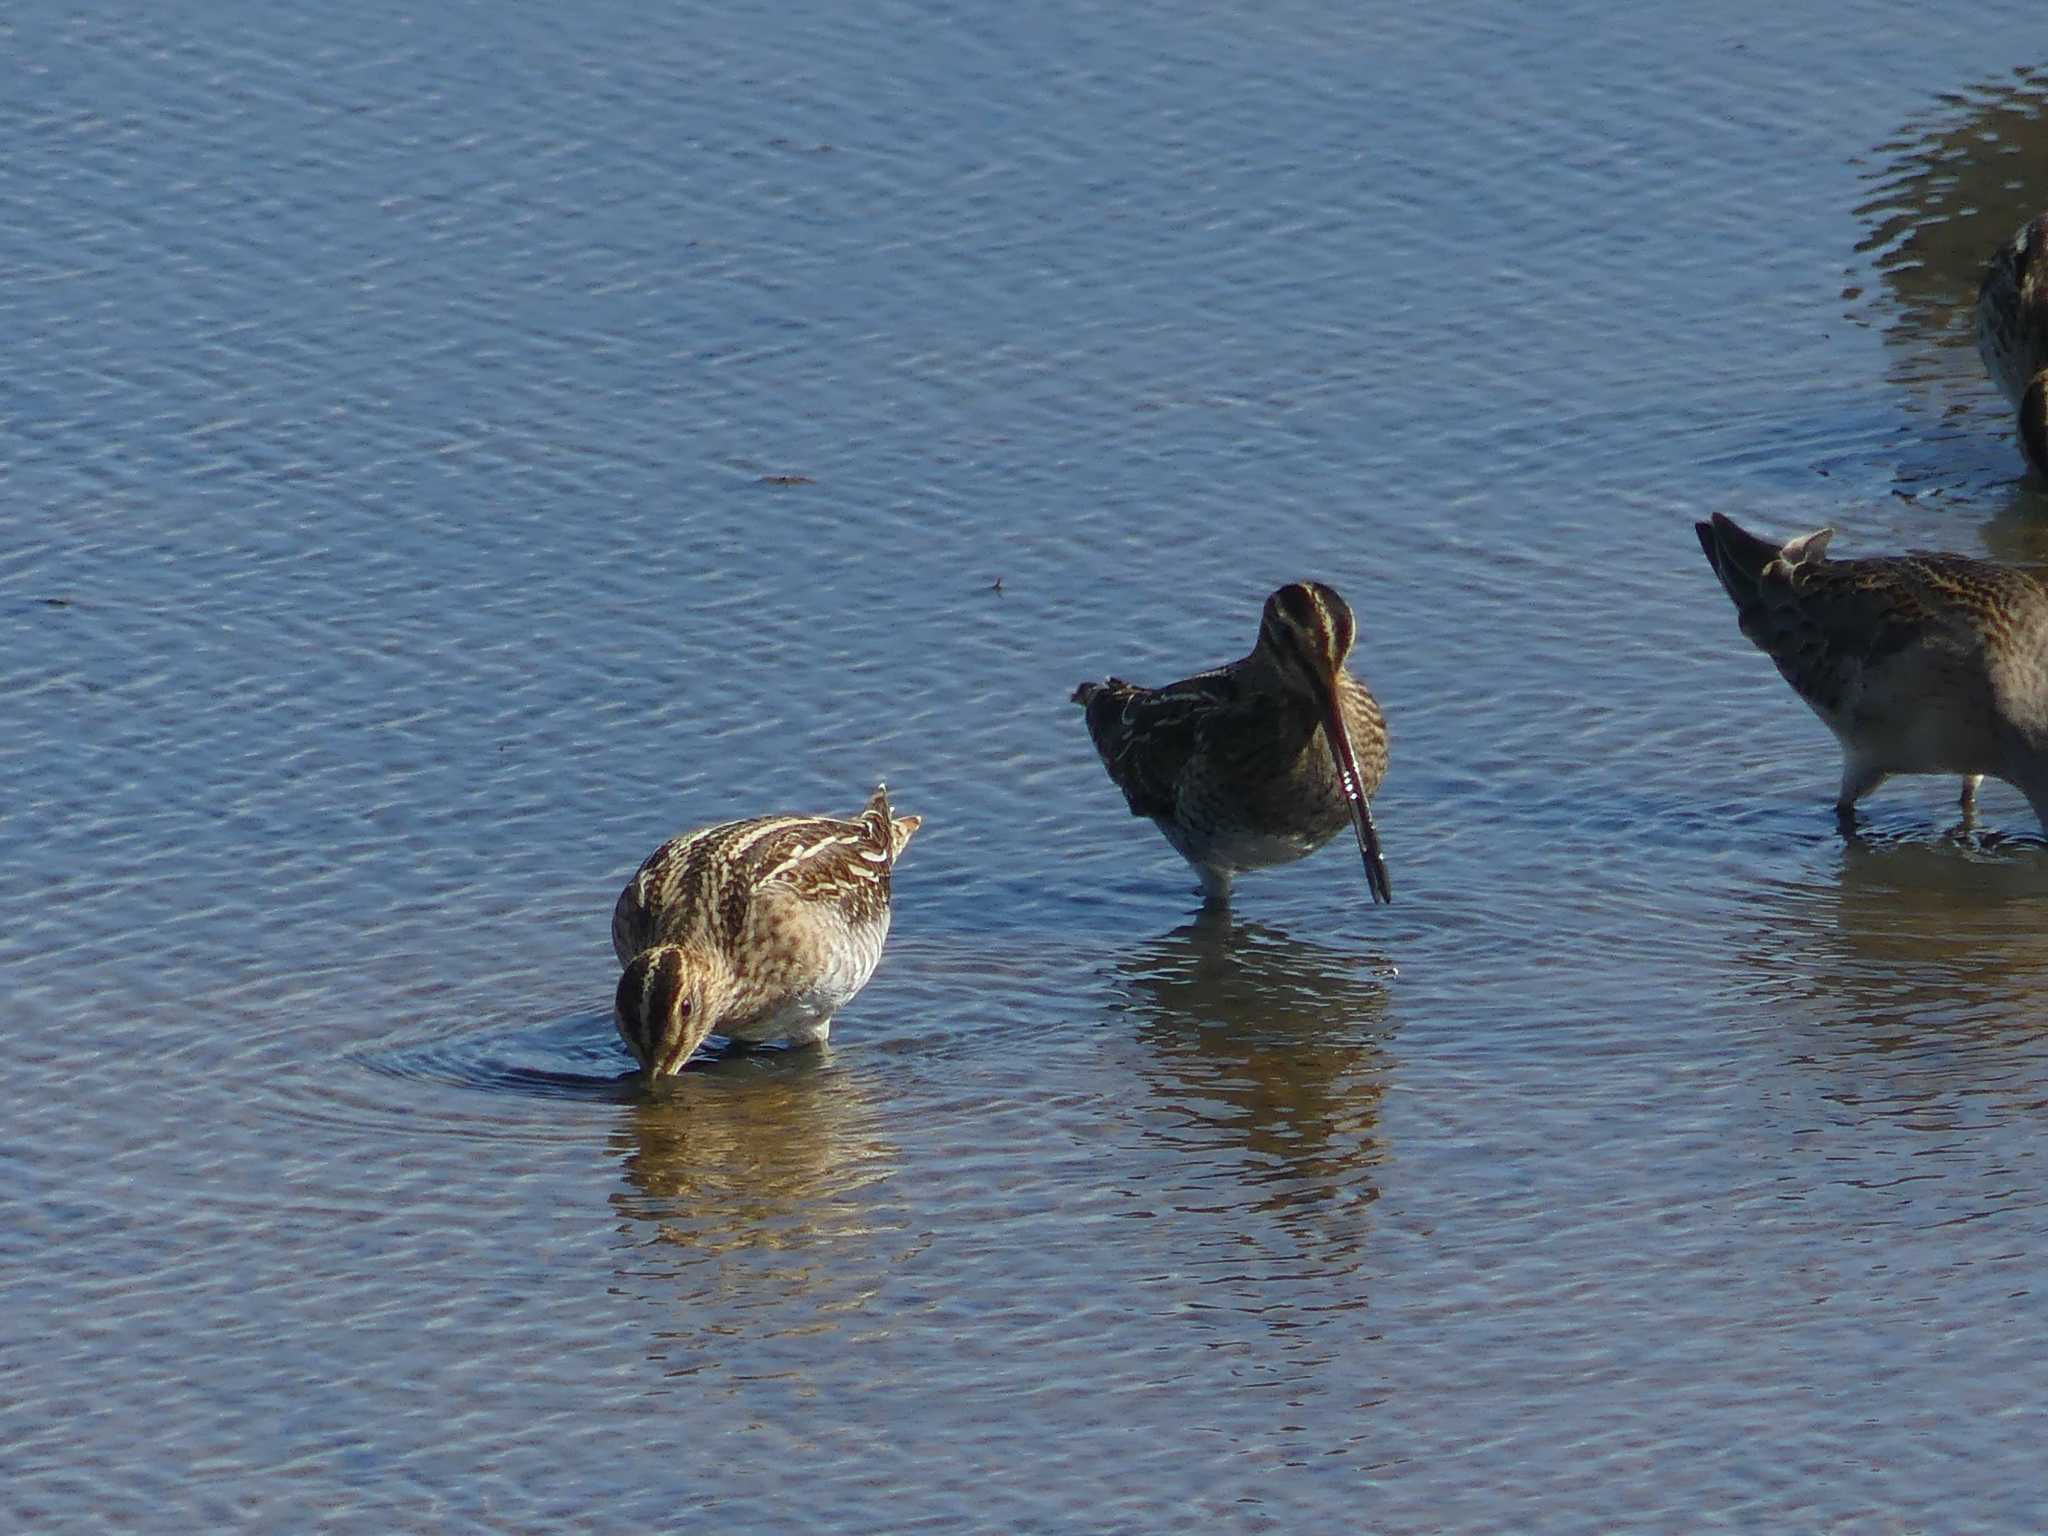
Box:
1974;210;2048;481
1072;580;1392;905
611;783;921;1077
1695;511;2048;830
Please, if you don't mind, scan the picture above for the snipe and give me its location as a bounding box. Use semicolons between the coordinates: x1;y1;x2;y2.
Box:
611;783;921;1076
1696;511;2048;830
1072;580;1392;904
1974;211;2048;481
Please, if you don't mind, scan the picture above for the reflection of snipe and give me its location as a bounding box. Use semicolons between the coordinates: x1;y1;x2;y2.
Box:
1745;837;2048;1117
1112;909;1392;1230
608;1064;897;1259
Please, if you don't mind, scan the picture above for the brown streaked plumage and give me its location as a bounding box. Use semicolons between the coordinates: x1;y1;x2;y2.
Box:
1072;580;1392;904
1696;511;2048;830
1975;211;2048;481
611;783;921;1077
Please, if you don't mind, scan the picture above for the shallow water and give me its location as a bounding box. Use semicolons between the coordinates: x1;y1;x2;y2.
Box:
8;2;2048;1530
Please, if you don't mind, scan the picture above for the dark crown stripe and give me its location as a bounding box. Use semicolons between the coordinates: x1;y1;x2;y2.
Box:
1265;582;1353;672
1272;582;1320;633
615;958;653;1060
616;945;690;1066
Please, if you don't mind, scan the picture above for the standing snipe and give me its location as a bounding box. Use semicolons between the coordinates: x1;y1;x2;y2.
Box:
1696;511;2048;830
1974;211;2048;481
1072;580;1392;904
611;783;922;1077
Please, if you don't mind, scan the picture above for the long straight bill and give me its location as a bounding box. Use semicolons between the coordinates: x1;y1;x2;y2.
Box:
1321;691;1392;904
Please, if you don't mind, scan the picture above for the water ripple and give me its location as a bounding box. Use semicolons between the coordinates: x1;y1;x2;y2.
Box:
8;2;2048;1531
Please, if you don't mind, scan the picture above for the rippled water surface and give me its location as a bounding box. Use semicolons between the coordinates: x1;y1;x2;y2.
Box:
9;2;2048;1530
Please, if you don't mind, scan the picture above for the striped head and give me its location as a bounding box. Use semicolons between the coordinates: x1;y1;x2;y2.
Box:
1256;580;1359;695
1254;580;1391;904
616;944;727;1078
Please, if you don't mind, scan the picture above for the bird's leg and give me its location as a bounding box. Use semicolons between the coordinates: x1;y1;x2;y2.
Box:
1835;757;1888;836
1196;864;1233;907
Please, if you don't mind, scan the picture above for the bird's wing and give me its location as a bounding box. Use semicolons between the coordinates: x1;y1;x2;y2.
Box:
1073;669;1237;821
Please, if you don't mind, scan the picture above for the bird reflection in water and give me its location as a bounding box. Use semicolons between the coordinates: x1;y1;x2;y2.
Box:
1110;907;1395;1241
1747;832;2048;1121
607;1056;899;1269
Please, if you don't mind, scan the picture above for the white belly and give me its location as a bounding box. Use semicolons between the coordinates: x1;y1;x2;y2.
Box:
722;909;890;1046
1157;816;1332;876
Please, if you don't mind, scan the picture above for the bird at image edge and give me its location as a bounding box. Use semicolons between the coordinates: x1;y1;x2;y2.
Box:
1974;210;2048;481
1073;580;1392;905
1695;511;2048;831
612;783;921;1077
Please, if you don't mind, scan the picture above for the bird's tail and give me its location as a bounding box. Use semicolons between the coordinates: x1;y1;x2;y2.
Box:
1070;677;1140;738
1695;511;1832;604
859;782;921;864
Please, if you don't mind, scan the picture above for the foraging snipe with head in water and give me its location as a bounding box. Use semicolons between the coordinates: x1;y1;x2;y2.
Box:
1975;211;2048;482
1696;511;2048;830
611;783;921;1076
1072;580;1392;904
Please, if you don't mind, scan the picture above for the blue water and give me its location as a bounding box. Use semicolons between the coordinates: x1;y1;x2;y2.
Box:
7;2;2048;1531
